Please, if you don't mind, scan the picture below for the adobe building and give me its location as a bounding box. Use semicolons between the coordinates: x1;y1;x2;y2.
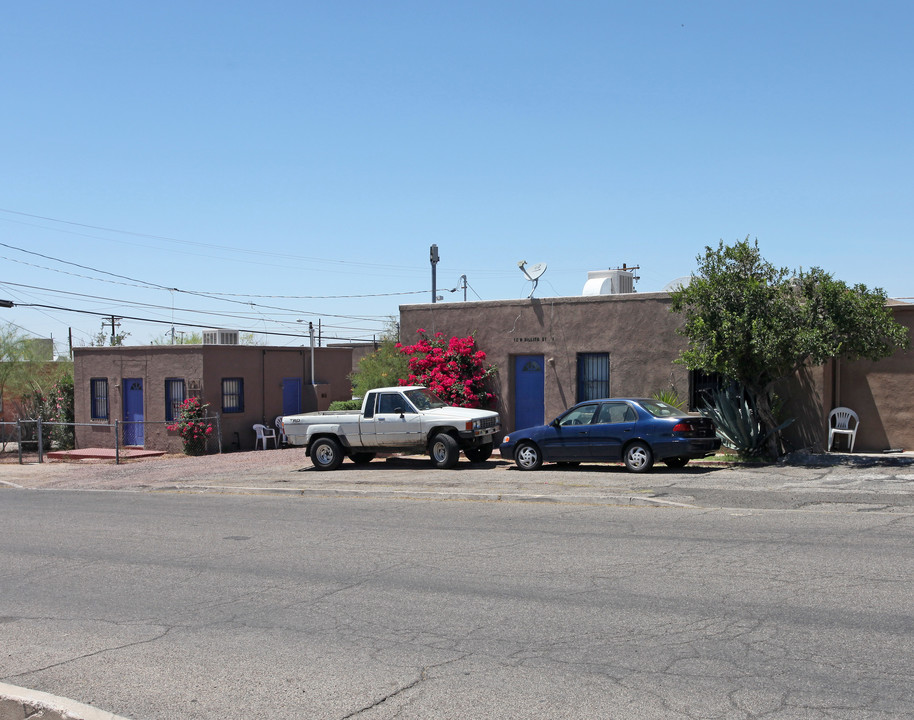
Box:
399;276;914;453
73;344;353;452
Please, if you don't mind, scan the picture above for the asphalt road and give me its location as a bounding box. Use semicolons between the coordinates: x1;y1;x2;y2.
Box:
1;487;912;719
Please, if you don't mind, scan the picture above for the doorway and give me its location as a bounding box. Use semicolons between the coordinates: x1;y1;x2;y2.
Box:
513;355;545;430
123;378;144;446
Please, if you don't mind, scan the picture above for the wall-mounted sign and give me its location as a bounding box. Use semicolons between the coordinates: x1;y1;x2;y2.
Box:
513;336;552;343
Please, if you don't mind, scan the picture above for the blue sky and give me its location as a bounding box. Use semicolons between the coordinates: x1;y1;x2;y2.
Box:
2;1;912;352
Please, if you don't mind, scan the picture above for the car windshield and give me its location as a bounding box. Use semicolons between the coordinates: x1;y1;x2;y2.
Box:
639;400;681;418
404;387;448;410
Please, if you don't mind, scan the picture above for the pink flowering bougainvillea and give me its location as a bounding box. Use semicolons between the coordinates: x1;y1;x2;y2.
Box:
166;397;214;456
396;330;497;408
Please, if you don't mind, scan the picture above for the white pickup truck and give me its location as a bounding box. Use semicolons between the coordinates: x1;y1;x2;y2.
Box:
281;385;501;470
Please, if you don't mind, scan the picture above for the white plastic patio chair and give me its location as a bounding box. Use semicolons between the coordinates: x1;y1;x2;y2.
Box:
253;423;278;450
274;416;287;446
828;407;859;452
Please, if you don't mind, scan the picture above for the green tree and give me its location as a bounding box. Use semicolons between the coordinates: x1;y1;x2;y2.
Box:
350;339;410;398
348;319;409;397
1;325;30;403
670;238;909;457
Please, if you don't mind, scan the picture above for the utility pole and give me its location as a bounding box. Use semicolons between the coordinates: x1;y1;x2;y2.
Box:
430;244;439;303
309;321;316;386
109;315;122;346
459;274;468;301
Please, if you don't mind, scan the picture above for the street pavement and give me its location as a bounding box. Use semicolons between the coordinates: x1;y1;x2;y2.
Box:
2;448;913;719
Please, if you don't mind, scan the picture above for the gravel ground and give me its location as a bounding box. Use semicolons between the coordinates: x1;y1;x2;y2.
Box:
0;448;318;490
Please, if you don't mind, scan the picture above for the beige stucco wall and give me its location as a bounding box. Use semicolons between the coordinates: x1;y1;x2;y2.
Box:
400;292;691;432
74;345;204;453
74;344;353;452
827;304;914;452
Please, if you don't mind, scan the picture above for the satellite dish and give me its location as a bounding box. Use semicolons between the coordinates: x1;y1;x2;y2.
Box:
518;260;548;297
662;276;692;292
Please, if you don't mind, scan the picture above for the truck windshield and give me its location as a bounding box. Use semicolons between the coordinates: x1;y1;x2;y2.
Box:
404;388;448;410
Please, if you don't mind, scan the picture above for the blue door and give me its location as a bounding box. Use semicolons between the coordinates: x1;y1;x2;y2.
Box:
123;378;144;446
514;355;544;430
282;378;302;416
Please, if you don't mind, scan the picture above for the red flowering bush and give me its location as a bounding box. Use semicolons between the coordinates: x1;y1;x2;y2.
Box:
167;397;214;455
396;330;496;408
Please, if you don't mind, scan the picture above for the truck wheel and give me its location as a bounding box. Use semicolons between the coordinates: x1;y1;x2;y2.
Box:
623;441;654;473
514;442;543;471
350;452;376;465
311;438;343;471
464;445;493;463
430;433;460;469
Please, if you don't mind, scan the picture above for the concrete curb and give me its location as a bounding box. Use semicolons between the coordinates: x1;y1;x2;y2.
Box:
0;682;131;720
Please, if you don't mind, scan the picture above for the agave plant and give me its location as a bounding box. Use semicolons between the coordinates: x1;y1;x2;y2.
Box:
699;383;793;457
651;388;686;410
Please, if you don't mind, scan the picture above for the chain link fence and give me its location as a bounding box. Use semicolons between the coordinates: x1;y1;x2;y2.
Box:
0;416;223;465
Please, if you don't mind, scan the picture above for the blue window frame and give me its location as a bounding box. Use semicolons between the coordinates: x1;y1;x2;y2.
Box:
90;378;109;420
576;353;610;402
222;378;244;413
165;378;186;422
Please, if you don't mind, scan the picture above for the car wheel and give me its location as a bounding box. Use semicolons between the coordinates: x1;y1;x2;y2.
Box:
430;433;460;469
350;452;376;465
515;442;543;471
663;457;689;468
311;437;343;471
465;445;493;463
623;441;654;473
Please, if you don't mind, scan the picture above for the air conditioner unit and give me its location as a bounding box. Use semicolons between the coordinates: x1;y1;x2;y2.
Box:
582;269;635;295
203;330;240;345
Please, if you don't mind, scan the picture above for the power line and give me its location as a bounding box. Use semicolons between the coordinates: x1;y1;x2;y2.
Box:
1;252;429;299
0;243;404;321
14;303;382;343
0;281;394;330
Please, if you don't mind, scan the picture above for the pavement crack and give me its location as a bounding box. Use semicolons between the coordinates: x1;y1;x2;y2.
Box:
338;667;428;719
7;626;172;680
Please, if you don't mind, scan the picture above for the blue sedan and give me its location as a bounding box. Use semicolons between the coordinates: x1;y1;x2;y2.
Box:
499;398;721;473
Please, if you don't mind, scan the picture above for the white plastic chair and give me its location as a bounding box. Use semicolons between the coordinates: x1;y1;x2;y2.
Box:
253;423;278;450
274;416;287;446
828;407;859;452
